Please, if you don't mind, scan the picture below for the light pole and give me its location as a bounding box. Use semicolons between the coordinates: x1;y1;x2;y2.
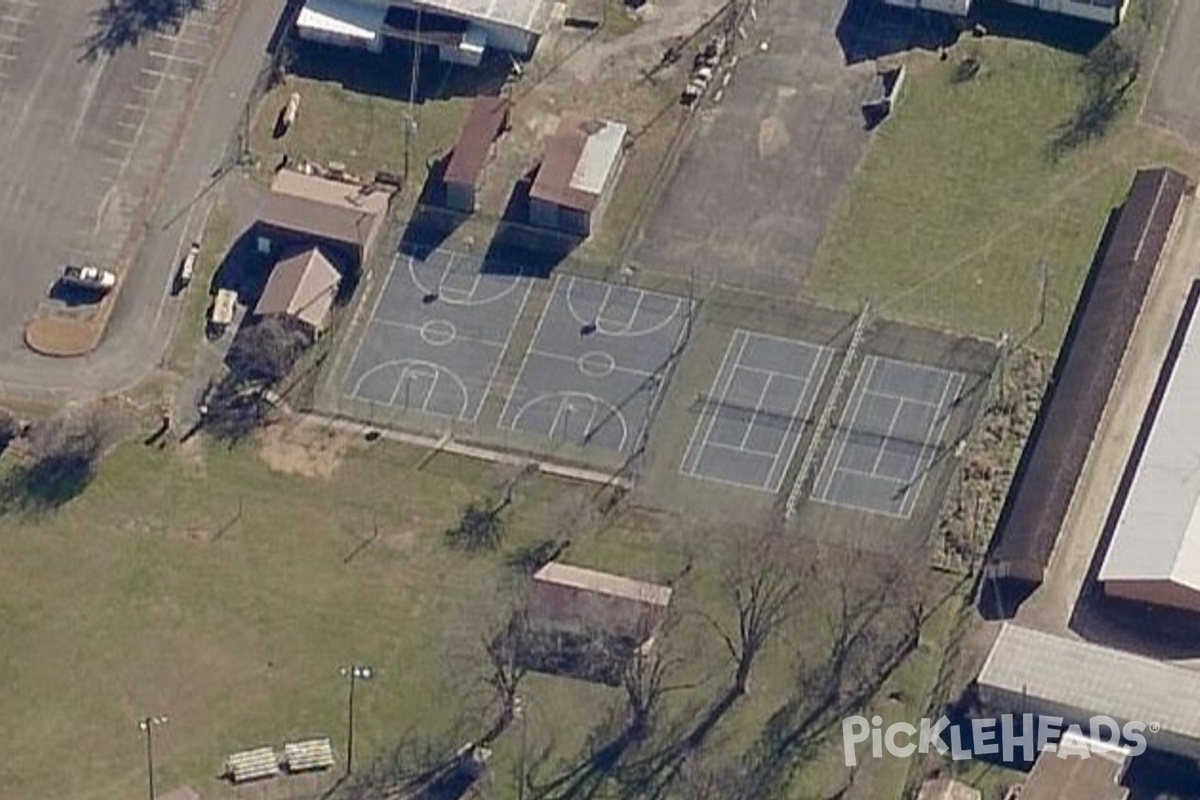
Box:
513;694;527;800
340;664;373;777
138;715;168;800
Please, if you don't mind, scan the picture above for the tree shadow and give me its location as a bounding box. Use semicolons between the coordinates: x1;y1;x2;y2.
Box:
81;0;204;62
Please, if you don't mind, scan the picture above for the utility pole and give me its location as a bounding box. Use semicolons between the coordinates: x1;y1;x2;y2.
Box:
404;7;423;183
138;715;168;800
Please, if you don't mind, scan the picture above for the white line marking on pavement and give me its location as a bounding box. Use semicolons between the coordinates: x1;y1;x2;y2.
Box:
148;50;203;65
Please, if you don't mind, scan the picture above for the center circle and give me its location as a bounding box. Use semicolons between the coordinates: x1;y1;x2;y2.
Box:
420;319;457;346
578;351;616;378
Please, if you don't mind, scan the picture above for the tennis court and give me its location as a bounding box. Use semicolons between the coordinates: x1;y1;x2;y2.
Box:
811;355;964;518
680;330;833;492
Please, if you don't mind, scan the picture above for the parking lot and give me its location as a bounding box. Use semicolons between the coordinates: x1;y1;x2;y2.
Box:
0;0;227;363
630;0;876;293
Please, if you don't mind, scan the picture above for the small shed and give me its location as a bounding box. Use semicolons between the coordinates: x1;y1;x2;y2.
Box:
529;114;627;237
528;562;671;648
565;0;605;28
254;247;342;335
443;96;511;213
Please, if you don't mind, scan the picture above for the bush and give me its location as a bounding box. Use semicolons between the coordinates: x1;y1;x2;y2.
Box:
226;316;311;384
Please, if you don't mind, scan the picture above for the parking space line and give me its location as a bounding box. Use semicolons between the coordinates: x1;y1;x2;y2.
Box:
0;31;20;41
152;31;208;47
0;51;16;59
148;50;204;65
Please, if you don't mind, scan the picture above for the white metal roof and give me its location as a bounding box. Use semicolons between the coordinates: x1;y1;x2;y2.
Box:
533;562;672;607
412;0;552;34
570;120;627;196
1099;300;1200;590
297;0;388;42
977;624;1200;756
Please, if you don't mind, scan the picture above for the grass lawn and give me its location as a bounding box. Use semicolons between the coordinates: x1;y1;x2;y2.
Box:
248;45;474;188
0;418;947;800
806;32;1199;352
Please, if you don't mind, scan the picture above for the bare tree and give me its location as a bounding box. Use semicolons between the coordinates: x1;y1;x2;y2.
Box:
704;529;811;697
226;316;311;385
1;407;115;513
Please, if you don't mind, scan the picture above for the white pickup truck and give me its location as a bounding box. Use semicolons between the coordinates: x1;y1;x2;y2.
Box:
60;264;117;292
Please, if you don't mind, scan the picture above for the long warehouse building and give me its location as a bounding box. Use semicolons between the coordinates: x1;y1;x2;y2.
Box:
1099;282;1200;612
981;167;1190;613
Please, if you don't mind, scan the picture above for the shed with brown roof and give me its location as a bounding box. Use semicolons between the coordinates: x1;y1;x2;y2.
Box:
253;170;392;271
254;247;342;334
980;167;1189;614
529;114;627;237
528;561;671;647
443;96;510;213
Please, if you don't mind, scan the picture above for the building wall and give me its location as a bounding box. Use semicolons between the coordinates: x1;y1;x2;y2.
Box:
882;0;973;14
444;180;475;213
1103;579;1200;615
297;26;384;52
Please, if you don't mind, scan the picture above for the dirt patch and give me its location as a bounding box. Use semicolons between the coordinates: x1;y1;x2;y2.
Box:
257;417;354;478
24;312;106;357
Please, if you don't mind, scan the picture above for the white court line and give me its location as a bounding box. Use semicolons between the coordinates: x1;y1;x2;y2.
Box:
343;255;398;394
896;372;963;518
476;278;533;424
498;275;559;429
857;385;945;409
869;397;906;475
703;439;780;459
737;372;777;449
367;316;506;349
766;345;834;492
679;330;746;477
524;348;656;379
812;355;877;502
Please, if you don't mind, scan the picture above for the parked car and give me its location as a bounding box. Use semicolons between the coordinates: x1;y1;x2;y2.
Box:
60;264;116;292
175;241;200;293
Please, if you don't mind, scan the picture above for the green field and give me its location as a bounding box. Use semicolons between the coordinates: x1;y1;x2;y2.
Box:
806;32;1198;352
0;418;951;800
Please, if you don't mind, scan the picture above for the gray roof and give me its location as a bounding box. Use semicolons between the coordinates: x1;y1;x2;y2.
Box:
1100;285;1200;590
413;0;551;34
977;624;1200;758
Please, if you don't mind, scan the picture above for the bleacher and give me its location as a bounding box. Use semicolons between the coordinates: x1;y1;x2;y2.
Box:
225;746;280;783
284;737;336;773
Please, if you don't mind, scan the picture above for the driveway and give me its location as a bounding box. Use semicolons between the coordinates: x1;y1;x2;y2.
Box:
0;0;288;400
1143;0;1200;147
629;0;875;295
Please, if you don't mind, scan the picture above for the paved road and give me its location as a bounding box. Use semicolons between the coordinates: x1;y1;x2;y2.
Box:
1143;0;1200;147
0;0;288;400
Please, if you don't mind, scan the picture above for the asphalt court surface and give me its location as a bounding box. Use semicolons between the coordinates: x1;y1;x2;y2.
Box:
812;355;964;518
500;276;691;454
344;249;532;421
681;330;832;492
